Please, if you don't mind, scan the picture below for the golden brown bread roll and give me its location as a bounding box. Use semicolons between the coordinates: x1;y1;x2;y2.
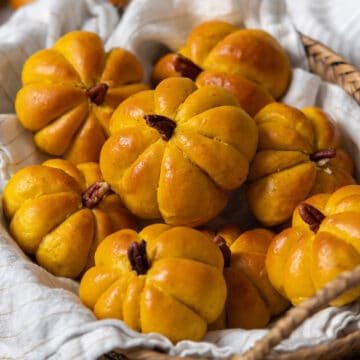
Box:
202;225;289;330
196;71;274;117
266;185;360;306
154;20;291;99
100;77;258;227
151;53;275;117
151;53;189;85
15;30;149;164
79;224;227;342
246;104;355;227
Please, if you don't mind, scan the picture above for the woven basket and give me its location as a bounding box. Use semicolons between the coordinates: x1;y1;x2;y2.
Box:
101;33;360;360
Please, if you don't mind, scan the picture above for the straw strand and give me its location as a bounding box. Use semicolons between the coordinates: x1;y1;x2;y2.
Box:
300;33;360;104
232;265;360;360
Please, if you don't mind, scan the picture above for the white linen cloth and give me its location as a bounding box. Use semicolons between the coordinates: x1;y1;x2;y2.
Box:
0;0;360;359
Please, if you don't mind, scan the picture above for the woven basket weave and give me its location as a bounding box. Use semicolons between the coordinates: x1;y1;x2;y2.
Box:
102;33;360;360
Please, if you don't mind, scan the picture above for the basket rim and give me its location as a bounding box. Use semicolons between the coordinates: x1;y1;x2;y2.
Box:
300;32;360;105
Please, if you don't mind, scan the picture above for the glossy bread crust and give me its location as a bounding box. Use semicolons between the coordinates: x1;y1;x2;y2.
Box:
177;20;291;99
79;224;227;343
151;54;275;117
2;159;137;278
203;226;289;330
266;185;360;306
246;103;355;226
15;31;148;163
100;77;258;227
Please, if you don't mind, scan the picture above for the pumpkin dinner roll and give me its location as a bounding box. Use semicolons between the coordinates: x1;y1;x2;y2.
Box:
151;20;291;101
15;30;149;163
2;159;137;278
201;225;289;330
79;224;227;343
152;52;275;117
246;104;355;227
100;77;258;227
266;184;360;307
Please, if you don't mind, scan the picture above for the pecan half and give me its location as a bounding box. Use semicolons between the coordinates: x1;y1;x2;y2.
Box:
309;148;336;162
127;240;149;275
173;53;203;80
87;83;109;105
213;235;231;267
298;202;325;233
82;181;111;209
144;114;177;141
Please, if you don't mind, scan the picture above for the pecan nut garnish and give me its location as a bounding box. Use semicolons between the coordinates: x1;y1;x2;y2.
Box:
128;240;149;275
298;202;325;233
82;181;111;209
87;83;109;105
213;235;231;267
309;147;336;163
173;53;203;81
144;114;177;141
